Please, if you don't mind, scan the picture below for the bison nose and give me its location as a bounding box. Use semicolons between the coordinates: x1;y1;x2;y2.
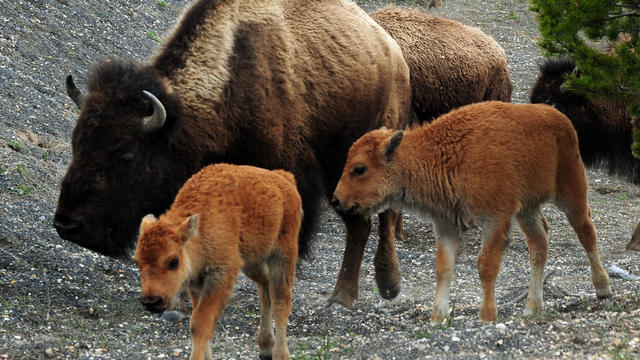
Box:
53;213;82;240
141;296;165;313
330;197;340;209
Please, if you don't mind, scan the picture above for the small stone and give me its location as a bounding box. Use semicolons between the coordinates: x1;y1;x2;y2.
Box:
160;310;186;323
45;348;54;358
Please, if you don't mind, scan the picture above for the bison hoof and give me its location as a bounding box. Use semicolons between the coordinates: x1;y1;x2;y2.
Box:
324;291;357;309
259;354;272;360
378;283;400;300
160;310;186;323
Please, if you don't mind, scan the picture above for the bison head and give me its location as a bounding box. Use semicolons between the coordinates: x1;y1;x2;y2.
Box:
53;60;188;257
529;58;583;115
135;214;198;313
331;128;404;217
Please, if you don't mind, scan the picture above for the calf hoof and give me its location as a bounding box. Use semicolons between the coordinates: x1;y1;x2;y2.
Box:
596;286;613;299
429;305;449;324
479;308;497;323
259;354;272;360
522;306;542;318
523;298;543;318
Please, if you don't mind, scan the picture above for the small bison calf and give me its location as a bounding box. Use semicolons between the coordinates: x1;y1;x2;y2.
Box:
332;101;612;322
135;163;302;360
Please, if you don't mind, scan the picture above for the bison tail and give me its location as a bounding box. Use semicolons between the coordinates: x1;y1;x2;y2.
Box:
295;163;327;260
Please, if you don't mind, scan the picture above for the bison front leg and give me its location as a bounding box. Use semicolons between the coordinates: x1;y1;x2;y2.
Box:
627;220;640;251
327;214;372;308
375;209;402;300
189;273;236;360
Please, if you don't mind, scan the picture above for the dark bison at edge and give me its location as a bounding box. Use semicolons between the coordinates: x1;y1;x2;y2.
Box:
529;58;640;251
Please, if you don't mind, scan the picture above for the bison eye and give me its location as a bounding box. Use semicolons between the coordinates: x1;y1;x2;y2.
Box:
353;165;367;176
168;258;179;270
120;152;134;165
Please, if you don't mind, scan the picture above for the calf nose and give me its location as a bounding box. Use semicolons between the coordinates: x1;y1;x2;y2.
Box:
330;197;340;209
141;296;164;313
53;213;82;240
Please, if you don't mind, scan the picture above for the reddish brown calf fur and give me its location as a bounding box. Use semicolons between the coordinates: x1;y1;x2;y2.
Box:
332;101;612;322
135;164;301;360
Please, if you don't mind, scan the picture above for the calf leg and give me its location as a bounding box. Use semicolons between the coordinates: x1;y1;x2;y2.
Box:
189;272;237;360
375;209;402;300
189;292;213;360
430;218;462;323
556;156;611;298
245;264;275;359
516;208;549;316
327;214;372;307
477;219;510;322
563;204;612;298
267;252;296;360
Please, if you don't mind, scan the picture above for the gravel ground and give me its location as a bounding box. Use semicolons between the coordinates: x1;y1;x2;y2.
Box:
1;0;639;359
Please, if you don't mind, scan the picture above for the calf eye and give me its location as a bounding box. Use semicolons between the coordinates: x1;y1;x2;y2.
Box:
353;165;367;176
168;258;179;270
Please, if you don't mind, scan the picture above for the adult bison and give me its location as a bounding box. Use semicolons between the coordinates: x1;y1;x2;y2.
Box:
529;58;640;251
54;0;514;308
370;6;512;120
53;0;413;309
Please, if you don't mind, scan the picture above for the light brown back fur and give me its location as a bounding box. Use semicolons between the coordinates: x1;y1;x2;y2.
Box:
370;6;512;121
135;163;301;360
333;101;612;322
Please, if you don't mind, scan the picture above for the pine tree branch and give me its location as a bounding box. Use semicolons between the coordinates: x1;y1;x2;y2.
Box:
617;84;640;96
604;11;640;21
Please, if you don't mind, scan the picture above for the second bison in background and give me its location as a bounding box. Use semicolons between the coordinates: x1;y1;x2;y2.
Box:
135;164;301;360
529;58;640;251
331;101;612;322
371;5;513;121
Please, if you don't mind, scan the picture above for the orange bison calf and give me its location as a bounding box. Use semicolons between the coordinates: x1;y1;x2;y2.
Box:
332;101;612;322
135;164;301;360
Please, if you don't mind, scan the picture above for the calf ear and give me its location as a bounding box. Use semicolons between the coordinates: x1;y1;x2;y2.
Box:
180;214;200;243
139;214;157;234
383;131;404;159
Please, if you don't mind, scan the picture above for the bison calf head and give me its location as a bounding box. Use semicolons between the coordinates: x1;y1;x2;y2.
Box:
332;129;404;217
135;214;199;313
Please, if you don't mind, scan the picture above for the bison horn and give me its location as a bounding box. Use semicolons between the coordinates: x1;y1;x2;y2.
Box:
141;90;167;133
65;75;84;109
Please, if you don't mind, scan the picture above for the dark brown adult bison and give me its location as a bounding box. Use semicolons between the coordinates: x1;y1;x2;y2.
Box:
54;0;413;309
529;58;640;251
54;0;513;309
370;6;512;120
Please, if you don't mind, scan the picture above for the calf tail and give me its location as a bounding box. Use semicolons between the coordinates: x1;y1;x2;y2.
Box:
273;169;297;186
